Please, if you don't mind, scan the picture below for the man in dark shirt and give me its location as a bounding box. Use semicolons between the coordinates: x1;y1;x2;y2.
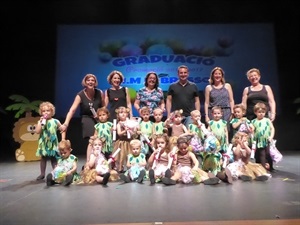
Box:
166;65;201;127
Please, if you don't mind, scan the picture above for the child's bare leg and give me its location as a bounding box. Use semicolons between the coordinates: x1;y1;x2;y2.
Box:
86;144;92;162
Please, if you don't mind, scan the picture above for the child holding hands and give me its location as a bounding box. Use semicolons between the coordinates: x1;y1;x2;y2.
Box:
35;101;65;180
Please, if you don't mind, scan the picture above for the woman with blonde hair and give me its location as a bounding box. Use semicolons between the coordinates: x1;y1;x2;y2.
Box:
61;74;104;141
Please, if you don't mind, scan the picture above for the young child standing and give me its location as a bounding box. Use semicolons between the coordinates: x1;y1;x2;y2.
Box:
35;101;65;180
207;106;229;154
251;102;275;172
152;107;167;137
147;134;174;185
137;106;153;157
86;107;113;161
46;139;78;186
187;109;205;154
161;136;220;185
119;139;147;184
230;104;254;137
165;109;189;137
112;106;135;173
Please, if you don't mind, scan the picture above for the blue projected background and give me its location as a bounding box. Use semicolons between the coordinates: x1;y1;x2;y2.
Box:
55;24;279;117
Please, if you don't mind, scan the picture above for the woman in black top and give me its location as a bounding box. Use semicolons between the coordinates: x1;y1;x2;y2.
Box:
104;70;133;122
61;74;104;139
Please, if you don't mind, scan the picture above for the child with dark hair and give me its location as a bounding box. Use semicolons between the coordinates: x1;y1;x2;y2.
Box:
86;107;113;161
161;136;220;185
252;102;275;172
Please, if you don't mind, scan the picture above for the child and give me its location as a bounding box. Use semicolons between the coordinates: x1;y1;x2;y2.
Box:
230;104;254;137
227;132;271;181
161;136;220;185
112;106;136;172
147;133;174;185
35;101;65;180
119;139;147;184
46;139;78;186
84;137;111;186
137;106;153;157
207;106;229;154
165;109;189;137
86;107;113;161
152;107;167;137
251;102;275;171
192;117;233;183
187;109;205;154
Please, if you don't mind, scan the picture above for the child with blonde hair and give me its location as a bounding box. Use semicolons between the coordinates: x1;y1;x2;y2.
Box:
152;107;167;136
119;139;147;183
46;139;77;186
187;109;205;154
35;101;65;180
137;106;153;157
81;137;110;186
112;106;137;172
227;132;271;181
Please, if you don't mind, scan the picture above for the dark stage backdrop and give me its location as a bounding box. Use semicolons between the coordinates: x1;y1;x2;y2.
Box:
1;1;299;160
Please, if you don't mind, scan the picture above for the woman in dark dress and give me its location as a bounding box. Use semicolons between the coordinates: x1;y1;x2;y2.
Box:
104;70;133;122
62;73;105;140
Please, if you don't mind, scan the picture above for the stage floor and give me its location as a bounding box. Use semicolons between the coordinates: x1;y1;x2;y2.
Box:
0;151;299;225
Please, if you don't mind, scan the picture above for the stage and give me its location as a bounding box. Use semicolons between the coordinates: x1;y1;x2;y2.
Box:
0;151;299;225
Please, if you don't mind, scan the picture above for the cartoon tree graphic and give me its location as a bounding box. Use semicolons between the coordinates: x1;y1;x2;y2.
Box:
5;94;42;118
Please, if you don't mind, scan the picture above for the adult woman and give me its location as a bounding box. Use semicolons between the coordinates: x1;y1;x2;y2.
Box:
241;68;276;122
61;74;104;140
204;67;234;126
134;71;165;121
104;70;132;122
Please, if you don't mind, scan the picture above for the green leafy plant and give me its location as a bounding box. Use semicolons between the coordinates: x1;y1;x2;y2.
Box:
5;95;42;118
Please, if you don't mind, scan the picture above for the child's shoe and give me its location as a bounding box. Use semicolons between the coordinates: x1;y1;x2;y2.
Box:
120;174;130;183
137;170;145;183
102;172;110;186
149;169;155;185
62;174;73;186
36;175;45;180
255;175;269;181
240;175;252;182
161;177;176;185
203;177;220;185
46;173;54;186
165;169;172;178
